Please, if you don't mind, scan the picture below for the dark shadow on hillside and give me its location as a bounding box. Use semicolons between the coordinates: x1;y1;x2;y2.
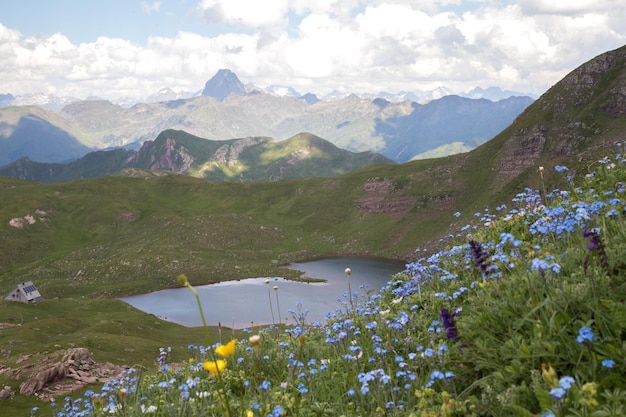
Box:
375;96;534;162
0;114;93;165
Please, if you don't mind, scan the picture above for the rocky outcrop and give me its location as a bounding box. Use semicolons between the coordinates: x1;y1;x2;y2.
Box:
143;137;194;172
212;137;265;166
0;385;14;400
14;348;124;400
356;178;415;217
497;126;547;180
602;85;626;118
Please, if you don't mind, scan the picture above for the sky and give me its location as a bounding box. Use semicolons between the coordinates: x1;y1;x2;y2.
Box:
1;0;625;101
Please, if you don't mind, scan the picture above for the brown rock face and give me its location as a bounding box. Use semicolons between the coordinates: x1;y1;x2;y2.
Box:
17;348;125;400
356;178;415;217
498;127;547;181
602;86;626;118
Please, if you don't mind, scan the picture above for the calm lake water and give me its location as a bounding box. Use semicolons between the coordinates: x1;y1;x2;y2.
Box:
120;256;405;328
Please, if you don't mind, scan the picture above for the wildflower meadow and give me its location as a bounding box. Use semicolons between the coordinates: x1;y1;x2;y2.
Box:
41;148;626;416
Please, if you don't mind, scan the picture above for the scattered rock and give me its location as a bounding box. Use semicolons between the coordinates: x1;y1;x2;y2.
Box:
0;386;14;400
15;354;33;364
9;215;36;228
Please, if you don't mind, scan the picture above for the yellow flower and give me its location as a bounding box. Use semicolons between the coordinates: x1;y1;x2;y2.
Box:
582;382;597;396
215;339;237;358
246;411;254;417
581;382;598;408
203;359;227;375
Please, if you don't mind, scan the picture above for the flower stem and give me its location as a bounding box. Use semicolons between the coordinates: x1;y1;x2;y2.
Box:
274;286;282;325
266;280;275;325
178;275;233;417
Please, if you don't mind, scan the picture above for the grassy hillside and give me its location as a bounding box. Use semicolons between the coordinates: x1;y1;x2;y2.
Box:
0;298;223;416
0;159;456;299
3;139;625;417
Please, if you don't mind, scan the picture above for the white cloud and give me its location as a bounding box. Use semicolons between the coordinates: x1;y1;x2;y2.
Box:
141;1;161;14
198;0;289;29
289;0;363;19
284;13;367;78
518;0;615;15
0;1;624;101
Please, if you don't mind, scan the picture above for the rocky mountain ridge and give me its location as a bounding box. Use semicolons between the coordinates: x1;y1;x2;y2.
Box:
0;130;393;183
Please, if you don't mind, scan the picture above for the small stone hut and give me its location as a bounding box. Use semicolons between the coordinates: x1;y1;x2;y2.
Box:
4;281;42;303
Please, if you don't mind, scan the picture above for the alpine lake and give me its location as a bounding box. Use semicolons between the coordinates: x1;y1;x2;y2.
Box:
120;256;406;328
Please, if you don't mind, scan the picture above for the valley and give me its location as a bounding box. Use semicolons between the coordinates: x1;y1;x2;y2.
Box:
0;44;625;416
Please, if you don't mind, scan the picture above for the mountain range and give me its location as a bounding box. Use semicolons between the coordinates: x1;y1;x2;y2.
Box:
0;68;534;169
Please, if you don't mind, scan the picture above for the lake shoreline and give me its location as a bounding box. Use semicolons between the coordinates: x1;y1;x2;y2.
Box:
119;256;407;328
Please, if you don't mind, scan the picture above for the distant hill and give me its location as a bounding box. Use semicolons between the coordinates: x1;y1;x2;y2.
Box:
411;141;483;160
0;106;93;166
0;130;394;183
375;95;533;161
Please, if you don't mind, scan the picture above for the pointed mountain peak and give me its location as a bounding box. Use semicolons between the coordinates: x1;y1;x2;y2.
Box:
298;92;319;105
202;69;246;100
